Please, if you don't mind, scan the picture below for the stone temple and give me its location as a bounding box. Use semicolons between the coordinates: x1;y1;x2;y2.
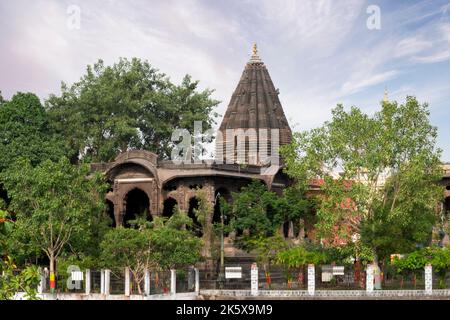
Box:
92;45;450;251
91;45;293;240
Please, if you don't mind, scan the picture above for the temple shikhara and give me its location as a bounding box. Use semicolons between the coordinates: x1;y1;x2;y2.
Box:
92;45;450;256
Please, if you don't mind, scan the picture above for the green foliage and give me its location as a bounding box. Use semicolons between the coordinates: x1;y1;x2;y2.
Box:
244;235;289;270
230;181;283;239
1;211;40;300
281;97;443;261
1;157;108;271
46;58;219;162
100;210;203;272
0;256;40;300
0;92;66;172
392;245;450;273
275;245;328;269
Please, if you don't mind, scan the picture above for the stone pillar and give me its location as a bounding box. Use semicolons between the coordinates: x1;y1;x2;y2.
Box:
307;264;315;296
170;269;176;295
194;268;200;294
144;269;150;296
104;269;111;296
251;263;258;296
425;264;432;295
85;269;91;295
366;264;374;293
100;269;105;294
125;267;130;296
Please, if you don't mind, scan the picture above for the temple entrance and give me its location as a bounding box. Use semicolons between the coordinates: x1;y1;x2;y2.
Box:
106;200;115;227
163;197;178;218
188;197;203;237
123;188;151;227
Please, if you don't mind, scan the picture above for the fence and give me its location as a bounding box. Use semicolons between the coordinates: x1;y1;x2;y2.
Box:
36;267;197;296
30;263;450;297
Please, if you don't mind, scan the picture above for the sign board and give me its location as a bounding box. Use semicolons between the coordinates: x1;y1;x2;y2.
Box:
225;267;242;279
250;263;258;296
332;266;345;276
321;265;344;282
71;271;84;281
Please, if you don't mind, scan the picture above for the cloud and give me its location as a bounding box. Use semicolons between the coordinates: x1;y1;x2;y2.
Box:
395;37;433;57
342;70;399;95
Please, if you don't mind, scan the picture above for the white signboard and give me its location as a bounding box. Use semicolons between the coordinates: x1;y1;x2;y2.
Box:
250;263;258;296
71;271;84;281
225;267;242;279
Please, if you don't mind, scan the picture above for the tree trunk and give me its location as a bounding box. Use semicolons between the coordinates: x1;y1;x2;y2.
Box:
49;254;56;293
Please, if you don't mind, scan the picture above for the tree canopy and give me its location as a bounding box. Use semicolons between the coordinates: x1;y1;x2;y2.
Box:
46;58;220;162
281;97;443;262
0;92;66;172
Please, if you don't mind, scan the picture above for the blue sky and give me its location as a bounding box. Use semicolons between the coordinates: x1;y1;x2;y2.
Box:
1;0;450;160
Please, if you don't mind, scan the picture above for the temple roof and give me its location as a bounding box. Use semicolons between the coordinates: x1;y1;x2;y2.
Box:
218;44;292;142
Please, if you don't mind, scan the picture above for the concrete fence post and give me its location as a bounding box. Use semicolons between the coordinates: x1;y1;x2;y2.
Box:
170;269;176;295
307;264;315;296
425;264;432;295
37;267;45;294
250;263;258;296
100;269;105;294
366;264;374;294
85;269;91;295
144;269;150;296
104;269;111;296
194;268;200;294
125;267;130;296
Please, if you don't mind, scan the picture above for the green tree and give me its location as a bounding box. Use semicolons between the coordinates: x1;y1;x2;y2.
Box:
46;58;219;162
0;92;66;172
192;189;214;259
100;227;153;294
1;158;107;292
0;210;40;300
0;90;5;105
230;181;283;243
281;97;443;267
100;210;202;293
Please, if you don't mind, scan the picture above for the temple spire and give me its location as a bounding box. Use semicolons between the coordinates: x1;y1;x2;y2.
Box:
383;87;389;102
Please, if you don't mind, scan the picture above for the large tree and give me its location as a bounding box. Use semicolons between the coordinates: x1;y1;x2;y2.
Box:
46;58;219;162
281;97;443;267
1;158;107;292
0;92;66;172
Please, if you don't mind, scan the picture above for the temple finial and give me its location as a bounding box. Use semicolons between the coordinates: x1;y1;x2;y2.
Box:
383;87;389;102
249;43;261;64
252;43;258;56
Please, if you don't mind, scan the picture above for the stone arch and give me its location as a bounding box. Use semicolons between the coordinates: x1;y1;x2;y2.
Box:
188;197;202;237
163;197;178;218
123;188;151;227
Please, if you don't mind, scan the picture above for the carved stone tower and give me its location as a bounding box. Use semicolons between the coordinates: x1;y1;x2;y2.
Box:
216;44;292;165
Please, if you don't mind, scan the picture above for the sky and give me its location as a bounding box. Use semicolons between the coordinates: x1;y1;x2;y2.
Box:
1;0;450;161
